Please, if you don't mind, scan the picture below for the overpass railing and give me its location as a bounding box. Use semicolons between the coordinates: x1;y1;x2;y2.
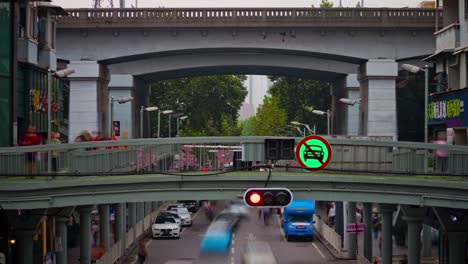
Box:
0;137;467;177
58;8;441;28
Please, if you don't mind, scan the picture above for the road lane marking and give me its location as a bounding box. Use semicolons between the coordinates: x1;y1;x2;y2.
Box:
232;239;235;245
231;247;235;254
312;242;326;259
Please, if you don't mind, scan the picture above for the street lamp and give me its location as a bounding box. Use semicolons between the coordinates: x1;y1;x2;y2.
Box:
47;68;75;173
177;116;188;137
400;63;429;144
110;96;134;138
160;110;173;138
339;98;361;106
291;121;316;136
140;106;158;138
312;109;331;135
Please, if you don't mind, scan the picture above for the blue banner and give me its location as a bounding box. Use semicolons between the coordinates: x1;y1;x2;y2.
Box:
428;89;468;128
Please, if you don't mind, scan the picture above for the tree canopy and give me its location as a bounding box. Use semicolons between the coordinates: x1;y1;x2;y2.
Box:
149;75;247;137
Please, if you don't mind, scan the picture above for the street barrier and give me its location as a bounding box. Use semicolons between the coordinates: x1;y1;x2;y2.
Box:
357;254;371;264
313;215;342;255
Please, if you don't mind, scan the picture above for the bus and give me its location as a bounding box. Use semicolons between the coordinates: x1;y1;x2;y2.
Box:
282;200;315;241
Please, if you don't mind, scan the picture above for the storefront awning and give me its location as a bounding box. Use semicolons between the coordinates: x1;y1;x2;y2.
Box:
422;49;454;61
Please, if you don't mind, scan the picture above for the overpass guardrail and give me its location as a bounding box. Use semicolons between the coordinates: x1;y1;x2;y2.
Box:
0;137;467;178
58;8;442;28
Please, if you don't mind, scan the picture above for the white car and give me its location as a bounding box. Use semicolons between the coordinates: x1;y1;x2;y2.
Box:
152;216;180;239
170;207;192;226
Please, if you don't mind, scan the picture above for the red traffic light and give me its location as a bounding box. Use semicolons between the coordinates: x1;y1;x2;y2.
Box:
243;188;293;207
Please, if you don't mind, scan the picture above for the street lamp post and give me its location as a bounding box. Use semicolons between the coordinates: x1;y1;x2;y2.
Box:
291;121;316;136
312;110;331;135
177;116;188;137
110;96;134;138
160;110;173;138
140;106;158;138
47;68;75;173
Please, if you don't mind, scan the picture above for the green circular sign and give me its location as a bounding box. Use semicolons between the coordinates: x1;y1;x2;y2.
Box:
295;135;332;172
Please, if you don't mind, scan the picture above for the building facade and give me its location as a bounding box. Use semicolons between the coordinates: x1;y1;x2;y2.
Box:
427;0;468;145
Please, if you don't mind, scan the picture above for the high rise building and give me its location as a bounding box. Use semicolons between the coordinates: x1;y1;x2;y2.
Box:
239;75;273;119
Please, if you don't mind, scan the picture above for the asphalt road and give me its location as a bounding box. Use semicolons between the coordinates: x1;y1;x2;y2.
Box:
129;200;352;264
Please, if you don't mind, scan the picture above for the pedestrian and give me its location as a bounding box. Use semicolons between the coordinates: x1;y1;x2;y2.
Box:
137;238;148;263
262;208;270;226
372;213;380;240
19;125;41;175
258;209;262;220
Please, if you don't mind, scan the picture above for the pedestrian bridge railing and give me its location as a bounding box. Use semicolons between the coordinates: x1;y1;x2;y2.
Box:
59;7;441;28
313;214;342;255
0;137;467;178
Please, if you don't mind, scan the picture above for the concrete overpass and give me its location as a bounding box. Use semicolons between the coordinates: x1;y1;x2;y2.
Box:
55;8;439;141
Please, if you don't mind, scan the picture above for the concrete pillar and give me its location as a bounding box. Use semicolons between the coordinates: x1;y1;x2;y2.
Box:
78;206;93;264
68;61;110;143
137;202;144;233
448;233;467;264
380;204;396;264
56;217;68;264
16;229;35;264
345;73;360;136
114;203;126;257
363;203;373;262
422;225;432;257
108;74;135;139
405;217;422;264
358;59;398;140
99;204;110;252
345;202;357;258
335;202;344;241
128;202;136;241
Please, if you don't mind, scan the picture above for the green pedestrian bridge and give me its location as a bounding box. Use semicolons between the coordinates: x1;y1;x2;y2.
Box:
0;136;467;210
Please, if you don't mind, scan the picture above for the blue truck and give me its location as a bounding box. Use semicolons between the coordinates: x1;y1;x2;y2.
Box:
282;200;315;241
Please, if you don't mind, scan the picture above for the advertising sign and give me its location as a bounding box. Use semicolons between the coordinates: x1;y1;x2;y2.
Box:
346;223;365;233
428;89;468;128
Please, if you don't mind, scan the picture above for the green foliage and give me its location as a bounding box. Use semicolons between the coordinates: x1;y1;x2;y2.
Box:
238;117;255;136
267;76;332;135
320;0;334;8
149;75;247;137
355;2;361;7
252;96;288;136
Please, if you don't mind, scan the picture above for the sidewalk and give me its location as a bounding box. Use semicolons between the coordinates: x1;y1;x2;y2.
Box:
314;202;439;263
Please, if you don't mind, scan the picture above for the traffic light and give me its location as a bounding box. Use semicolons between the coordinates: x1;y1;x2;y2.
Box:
243;188;293;207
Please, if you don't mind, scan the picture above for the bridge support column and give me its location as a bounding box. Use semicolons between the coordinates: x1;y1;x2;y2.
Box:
335;202;344;240
114;203;126;257
137;202;145;233
56;216;68;264
345;202;357;258
359;59;398;140
380;204;396;264
67;61;110;143
109;74;136;139
447;232;467;264
345;74;360;136
363;203;373;262
152;201;158;211
128;202;136;241
7;210;44;264
432;207;468;264
78;205;94;264
401;205;427;264
16;229;36;264
99;204;110;252
421;224;432;257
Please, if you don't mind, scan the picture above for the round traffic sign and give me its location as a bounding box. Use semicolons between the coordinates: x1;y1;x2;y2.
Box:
295;135;332;172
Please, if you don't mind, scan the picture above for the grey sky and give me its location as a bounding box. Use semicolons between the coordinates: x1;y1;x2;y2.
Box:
53;0;426;8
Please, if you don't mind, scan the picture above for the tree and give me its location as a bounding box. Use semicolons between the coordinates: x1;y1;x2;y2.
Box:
252;96;288;136
267;76;332;135
320;0;334;8
149;75;247;137
238;117;255;136
356;2;361;7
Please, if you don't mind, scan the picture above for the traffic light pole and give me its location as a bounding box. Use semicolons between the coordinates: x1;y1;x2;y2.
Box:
264;164;273;187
